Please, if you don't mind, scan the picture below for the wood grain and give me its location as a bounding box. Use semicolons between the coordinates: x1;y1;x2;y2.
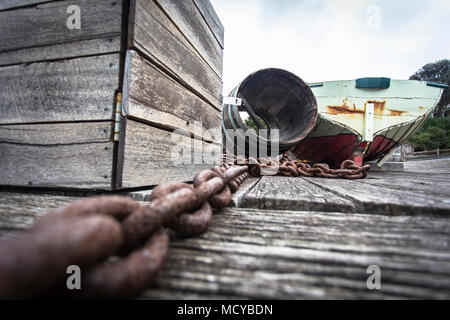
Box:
362;159;450;198
244;176;356;212
129;0;222;109
0;122;114;189
0;0;122;65
121;120;221;188
0;37;121;67
0;0;50;11
123;50;221;143
304;177;450;217
0;192;79;238
356;175;450;198
0;122;112;145
230;177;260;207
0;53;120;124
155;0;223;77
143;207;450;299
1;168;450;299
193;0;224;49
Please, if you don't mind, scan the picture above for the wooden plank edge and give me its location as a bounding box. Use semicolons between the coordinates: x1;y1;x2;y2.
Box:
122;50;221;144
0;37;121;67
0;0;53;11
193;0;224;49
154;0;223;78
131;44;222;111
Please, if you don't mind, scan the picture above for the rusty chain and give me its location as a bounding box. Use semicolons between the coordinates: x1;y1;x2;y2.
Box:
226;154;371;179
0;153;369;299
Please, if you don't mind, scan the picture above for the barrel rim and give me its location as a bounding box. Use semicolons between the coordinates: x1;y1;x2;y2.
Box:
236;68;318;146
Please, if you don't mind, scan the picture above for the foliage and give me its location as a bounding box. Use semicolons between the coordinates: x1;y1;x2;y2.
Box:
244;117;258;131
409;59;450;117
408;116;450;151
244;115;268;133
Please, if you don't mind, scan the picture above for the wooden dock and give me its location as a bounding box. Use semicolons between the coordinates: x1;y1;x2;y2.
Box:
1;158;449;299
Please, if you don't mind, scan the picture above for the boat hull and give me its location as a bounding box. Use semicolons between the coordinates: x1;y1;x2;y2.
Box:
290;79;444;166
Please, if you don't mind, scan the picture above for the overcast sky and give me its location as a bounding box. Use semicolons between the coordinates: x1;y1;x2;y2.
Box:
210;0;449;94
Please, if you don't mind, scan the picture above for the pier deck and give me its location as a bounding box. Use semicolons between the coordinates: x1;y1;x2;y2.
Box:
1;159;449;299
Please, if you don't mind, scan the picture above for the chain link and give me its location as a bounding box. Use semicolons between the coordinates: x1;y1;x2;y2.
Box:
0;152;370;299
226;153;371;179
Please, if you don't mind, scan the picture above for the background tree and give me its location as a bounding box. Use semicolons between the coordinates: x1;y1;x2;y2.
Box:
244;114;268;133
409;59;449;117
407;60;450;151
408;117;450;151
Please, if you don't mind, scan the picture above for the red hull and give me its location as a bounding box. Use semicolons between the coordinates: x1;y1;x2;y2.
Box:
290;134;396;167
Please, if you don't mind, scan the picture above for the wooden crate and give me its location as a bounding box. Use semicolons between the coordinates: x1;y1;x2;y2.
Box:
0;0;223;190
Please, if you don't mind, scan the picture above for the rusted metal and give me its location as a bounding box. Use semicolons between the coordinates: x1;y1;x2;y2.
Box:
0;215;124;299
80;228;169;299
228;153;371;180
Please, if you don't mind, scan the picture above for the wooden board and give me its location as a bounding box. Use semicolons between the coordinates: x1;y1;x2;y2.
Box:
403;158;450;174
0;53;120;124
120;120;221;188
0;121;112;144
0;0;50;11
0;192;79;238
243;176;356;212
230;177;260;207
0;0;122;65
357;175;450;198
0;194;449;299
193;0;224;49
155;0;223;77
1;160;450;299
123;50;221;143
142;208;450;299
0;122;114;189
363;159;450;198
303;177;450;217
0;37;121;67
129;0;222;109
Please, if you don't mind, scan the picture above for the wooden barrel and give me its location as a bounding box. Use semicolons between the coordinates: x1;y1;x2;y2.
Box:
222;68;317;156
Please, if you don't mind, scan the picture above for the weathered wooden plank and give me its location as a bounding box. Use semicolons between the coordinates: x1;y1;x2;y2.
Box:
0;0;50;11
121;120;221;188
369;171;450;184
0;37;121;67
123;50;221;143
357;175;450;198
243;176;356;212
0;0;122;64
0;192;449;299
0;122;114;189
303;177;450;216
217;209;450;250
0;192;79;237
129;0;222;109
155;0;223;77
230;177;260;207
146;259;450;299
403;158;450;174
193;0;224;48
0;142;114;189
0;53;120;124
142;207;450;299
0;122;112;144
